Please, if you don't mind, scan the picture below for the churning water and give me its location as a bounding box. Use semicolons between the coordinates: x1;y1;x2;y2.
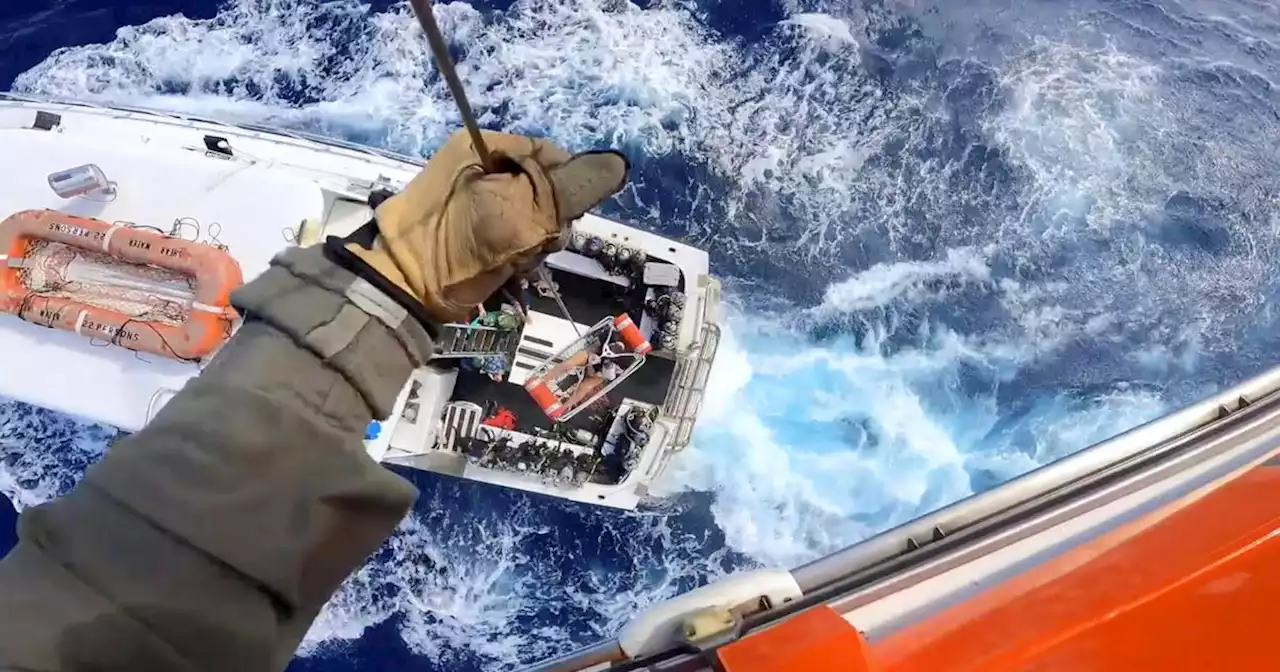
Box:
1;0;1278;668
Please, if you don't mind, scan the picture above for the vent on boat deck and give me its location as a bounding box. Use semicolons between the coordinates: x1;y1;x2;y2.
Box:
440;402;483;453
203;135;232;158
32;111;61;131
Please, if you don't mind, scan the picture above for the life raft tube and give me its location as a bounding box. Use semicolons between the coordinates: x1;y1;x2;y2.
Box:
614;313;652;355
0;209;243;361
524;378;564;420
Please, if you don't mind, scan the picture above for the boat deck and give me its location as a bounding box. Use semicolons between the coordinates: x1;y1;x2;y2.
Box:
525;264;648;327
0;126;324;432
448;252;678;440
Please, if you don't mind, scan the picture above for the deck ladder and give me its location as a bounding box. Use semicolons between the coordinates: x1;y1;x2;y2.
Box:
434;323;522;359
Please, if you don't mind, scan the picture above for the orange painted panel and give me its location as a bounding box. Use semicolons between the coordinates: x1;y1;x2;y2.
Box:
871;463;1280;671
719;605;879;672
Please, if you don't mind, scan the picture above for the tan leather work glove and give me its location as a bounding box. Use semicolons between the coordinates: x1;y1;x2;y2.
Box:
331;129;629;325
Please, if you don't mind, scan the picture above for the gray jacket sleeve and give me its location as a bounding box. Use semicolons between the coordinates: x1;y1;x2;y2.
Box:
0;246;433;672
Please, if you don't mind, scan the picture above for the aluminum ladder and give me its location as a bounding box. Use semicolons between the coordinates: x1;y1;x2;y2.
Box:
433;322;522;359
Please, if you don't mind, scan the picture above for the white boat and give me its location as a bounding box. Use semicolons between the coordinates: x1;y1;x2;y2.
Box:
0;94;722;510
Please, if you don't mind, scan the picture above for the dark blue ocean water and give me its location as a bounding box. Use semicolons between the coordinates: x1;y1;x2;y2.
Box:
2;0;1278;669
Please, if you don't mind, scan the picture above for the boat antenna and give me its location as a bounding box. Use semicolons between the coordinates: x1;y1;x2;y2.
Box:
406;0;495;173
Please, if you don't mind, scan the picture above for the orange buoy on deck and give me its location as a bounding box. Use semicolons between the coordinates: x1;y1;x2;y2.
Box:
614;313;652;355
0;209;242;361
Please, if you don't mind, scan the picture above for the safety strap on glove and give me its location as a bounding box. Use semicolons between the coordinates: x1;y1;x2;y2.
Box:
325;129;629;327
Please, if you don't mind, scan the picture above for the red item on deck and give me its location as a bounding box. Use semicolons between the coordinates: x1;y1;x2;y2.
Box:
482;407;518;430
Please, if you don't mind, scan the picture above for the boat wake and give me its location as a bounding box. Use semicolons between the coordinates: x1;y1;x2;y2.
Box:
3;0;1279;669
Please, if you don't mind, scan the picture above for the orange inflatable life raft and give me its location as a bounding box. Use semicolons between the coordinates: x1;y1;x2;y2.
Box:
0;209;243;361
614;313;652;355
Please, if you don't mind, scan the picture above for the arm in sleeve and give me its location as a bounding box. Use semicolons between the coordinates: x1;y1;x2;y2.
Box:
0;246;433;672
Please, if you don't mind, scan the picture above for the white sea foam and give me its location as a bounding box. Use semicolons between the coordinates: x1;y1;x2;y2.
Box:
819;247;993;314
782;13;862;49
0;399;112;512
986;41;1171;235
662;302;1169;570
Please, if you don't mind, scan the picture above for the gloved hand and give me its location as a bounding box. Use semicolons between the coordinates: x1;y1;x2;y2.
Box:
329;129;629;326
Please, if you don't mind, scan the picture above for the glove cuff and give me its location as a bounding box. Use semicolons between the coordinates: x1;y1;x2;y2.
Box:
322;218;444;337
232;244;435;418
